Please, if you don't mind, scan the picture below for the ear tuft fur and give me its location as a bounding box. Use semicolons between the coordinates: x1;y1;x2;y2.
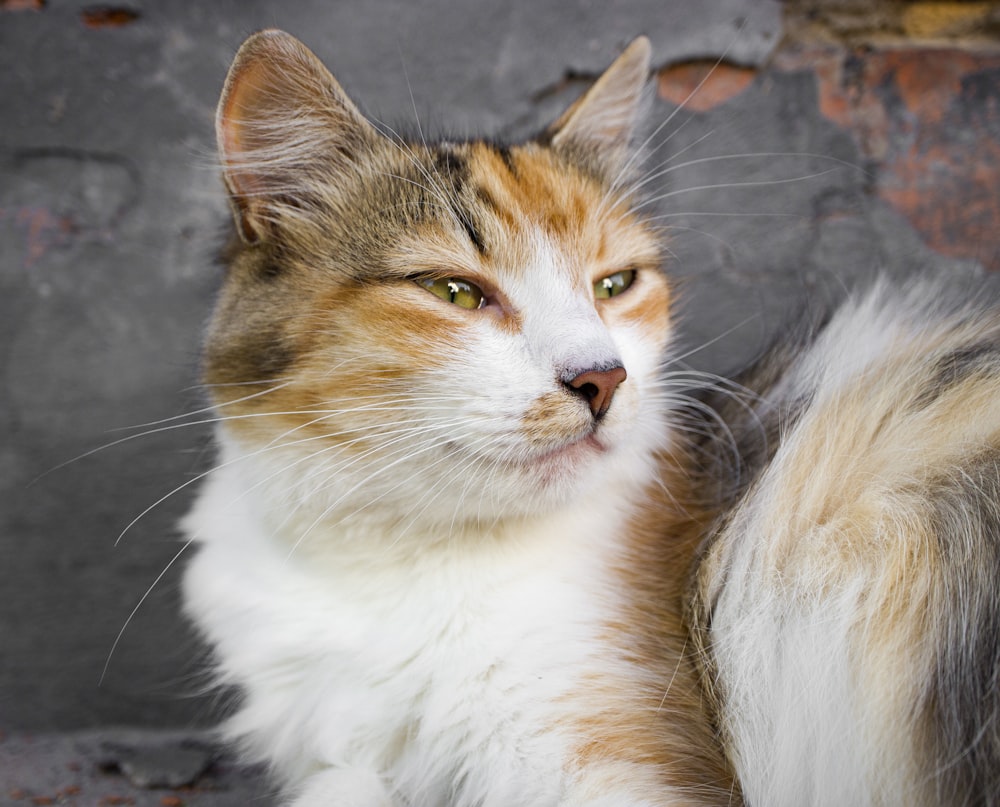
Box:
217;29;378;243
548;36;651;176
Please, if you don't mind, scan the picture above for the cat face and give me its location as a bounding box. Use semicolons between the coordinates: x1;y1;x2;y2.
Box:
204;32;671;533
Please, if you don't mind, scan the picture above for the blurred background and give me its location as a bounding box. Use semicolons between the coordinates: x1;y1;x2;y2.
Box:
2;0;999;802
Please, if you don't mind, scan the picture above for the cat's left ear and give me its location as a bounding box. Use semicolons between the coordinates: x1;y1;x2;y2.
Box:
547;36;651;175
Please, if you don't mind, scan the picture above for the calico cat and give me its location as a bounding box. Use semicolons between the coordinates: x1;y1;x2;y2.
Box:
182;29;1000;807
183;29;734;806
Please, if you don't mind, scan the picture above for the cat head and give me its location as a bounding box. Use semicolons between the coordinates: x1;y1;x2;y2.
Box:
205;30;672;537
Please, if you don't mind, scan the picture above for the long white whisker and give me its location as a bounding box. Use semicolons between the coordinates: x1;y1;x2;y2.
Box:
662;314;762;369
102;538;194;685
629;168;842;215
630;151;860;200
110;381;292;433
390;431;510;545
32;383;298;482
609;17;751;192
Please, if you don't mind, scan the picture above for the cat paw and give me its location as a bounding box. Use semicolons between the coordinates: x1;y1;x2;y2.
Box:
287;767;396;807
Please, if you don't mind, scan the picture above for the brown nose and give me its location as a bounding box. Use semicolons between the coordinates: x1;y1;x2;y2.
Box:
565;365;627;419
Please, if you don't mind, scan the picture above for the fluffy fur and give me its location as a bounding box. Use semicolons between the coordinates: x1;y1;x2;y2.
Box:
184;30;733;807
183;29;1000;807
692;275;1000;807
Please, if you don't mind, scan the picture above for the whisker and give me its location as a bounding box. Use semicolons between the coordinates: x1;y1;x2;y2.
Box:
607;17;751;195
102;538;194;685
31;383;294;483
110;381;293;433
629;168;842;215
629;151;861;200
662;314;763;369
390;431;511;544
113;397;498;544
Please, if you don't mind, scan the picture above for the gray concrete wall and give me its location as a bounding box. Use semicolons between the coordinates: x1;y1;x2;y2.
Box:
1;0;980;732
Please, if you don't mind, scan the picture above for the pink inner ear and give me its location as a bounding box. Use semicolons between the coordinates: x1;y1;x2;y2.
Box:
214;30;380;244
218;58;271;201
217;52;291;243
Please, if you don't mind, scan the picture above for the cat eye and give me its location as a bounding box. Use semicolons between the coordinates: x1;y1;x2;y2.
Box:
594;269;636;300
415;277;486;310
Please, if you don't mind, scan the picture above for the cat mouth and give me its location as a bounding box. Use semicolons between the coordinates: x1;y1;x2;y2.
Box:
525;431;606;468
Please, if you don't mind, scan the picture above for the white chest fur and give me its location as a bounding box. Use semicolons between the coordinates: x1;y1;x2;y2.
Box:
182;457;639;806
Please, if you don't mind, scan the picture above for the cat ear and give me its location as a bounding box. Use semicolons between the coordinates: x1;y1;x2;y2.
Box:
547;36;651;174
216;29;379;243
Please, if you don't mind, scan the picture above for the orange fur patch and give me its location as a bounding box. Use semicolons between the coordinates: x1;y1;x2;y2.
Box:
564;448;740;803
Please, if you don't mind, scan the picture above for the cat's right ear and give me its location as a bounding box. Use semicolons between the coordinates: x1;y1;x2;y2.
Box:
216;30;379;244
546;36;651;178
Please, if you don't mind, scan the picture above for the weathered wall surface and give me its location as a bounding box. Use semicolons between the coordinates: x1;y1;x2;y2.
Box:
0;0;782;734
2;0;999;743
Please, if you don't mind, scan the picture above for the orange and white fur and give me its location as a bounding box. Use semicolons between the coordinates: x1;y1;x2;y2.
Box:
182;30;1000;807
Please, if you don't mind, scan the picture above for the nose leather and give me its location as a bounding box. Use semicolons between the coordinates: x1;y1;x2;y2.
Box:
565;365;627;419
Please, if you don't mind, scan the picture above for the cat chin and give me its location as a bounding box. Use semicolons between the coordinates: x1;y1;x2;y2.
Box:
523;431;605;469
510;433;619;497
207;390;663;532
205;415;655;543
508;432;662;515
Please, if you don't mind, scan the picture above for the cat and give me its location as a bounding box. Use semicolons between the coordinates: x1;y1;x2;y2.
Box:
181;28;1000;807
182;29;735;807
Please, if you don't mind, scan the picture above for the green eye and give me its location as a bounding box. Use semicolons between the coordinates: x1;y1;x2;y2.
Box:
415;277;485;310
594;269;636;300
